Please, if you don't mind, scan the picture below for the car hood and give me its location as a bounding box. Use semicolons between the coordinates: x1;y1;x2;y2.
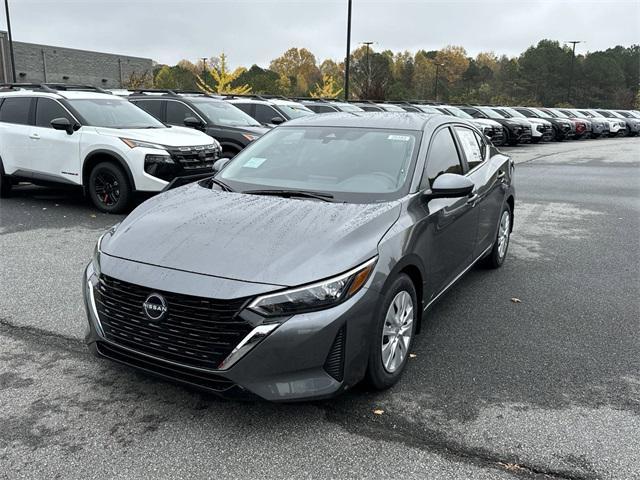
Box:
95;126;214;146
102;183;401;287
472;118;502;128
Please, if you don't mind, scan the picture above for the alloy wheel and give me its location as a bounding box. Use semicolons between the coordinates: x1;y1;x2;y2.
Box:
497;210;510;259
94;171;121;207
381;290;414;373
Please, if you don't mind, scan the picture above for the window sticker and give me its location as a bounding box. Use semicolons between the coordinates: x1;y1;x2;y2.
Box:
387;134;411;141
243;157;267;168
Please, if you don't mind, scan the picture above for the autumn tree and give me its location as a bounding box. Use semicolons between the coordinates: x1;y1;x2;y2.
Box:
310;74;343;98
270;48;322;96
349;45;393;100
154;64;198;90
196;53;251;95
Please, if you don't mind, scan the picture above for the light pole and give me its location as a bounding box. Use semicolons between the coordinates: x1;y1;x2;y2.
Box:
565;40;583;104
344;0;352;101
3;0;16;82
201;57;208;83
361;41;374;99
434;63;444;102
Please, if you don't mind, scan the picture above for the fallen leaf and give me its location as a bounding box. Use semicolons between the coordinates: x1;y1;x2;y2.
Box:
90;214;97;218
372;409;384;415
409;353;417;358
510;297;522;303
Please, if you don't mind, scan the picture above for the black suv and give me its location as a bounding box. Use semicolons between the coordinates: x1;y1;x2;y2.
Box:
129;90;269;158
460;106;532;145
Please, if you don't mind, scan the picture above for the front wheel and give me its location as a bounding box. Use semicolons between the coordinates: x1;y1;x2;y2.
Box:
0;165;12;198
88;162;132;214
483;203;512;269
366;274;417;390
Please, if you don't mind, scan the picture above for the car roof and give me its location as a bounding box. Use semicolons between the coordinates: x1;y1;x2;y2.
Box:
282;111;448;130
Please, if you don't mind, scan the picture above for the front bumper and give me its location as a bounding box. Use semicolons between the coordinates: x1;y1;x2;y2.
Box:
83;258;381;402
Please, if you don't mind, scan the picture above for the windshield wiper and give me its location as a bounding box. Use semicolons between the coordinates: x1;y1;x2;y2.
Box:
243;189;334;202
209;177;234;192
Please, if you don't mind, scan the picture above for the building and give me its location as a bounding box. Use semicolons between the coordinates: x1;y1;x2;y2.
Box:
0;31;154;87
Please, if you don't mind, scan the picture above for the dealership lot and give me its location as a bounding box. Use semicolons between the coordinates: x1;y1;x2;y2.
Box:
1;138;638;479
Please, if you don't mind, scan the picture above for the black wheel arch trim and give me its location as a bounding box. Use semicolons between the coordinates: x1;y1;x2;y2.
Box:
83;149;137;192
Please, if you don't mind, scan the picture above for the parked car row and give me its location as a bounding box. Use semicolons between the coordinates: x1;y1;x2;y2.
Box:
1;83;638;213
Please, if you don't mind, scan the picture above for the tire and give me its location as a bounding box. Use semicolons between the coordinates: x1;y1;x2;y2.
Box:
88;161;132;214
365;274;418;390
483;202;512;269
0;161;12;198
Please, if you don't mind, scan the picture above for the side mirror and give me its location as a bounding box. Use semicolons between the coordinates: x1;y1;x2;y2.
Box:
270;116;285;125
424;173;474;200
184;116;205;129
51;117;77;135
212;157;232;173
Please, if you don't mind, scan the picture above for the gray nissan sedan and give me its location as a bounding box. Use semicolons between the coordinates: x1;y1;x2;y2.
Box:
83;112;515;401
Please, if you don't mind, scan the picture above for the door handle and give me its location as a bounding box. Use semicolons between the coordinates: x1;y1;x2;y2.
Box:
29;133;40;140
466;193;479;205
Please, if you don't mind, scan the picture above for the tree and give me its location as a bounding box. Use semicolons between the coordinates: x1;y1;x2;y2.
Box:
434;46;470;100
154;64;199;90
122;70;153;89
349;45;393;100
270;48;322;96
413;50;437;100
233;65;280;94
196;53;251;95
518;40;572;105
310;74;343;98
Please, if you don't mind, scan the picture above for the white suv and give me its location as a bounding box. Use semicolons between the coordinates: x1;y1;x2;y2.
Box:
0;84;220;212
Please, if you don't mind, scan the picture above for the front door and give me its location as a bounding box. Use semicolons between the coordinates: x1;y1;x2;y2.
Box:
31;98;81;183
415;126;479;300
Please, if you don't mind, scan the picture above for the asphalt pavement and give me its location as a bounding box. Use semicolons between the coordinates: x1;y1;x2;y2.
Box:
1;137;638;479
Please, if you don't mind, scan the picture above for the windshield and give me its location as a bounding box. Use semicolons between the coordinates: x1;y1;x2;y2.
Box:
560;110;576;118
380;104;406;112
501;107;526;119
515;108;538;118
276;104;315;119
596;110;615;118
615;111;633;118
529;108;549;118
192;99;261;127
493;108;513;118
477;107;506;119
335;103;364;112
69;98;165;128
608;111;624;119
218;126;420;203
418;105;444;114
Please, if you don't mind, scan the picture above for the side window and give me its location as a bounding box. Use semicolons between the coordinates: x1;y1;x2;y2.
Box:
253;104;280;124
314;105;335;113
0;97;32;125
234;103;253;116
455;127;484;170
166;101;196;125
422;128;463;188
35;98;73;128
132;100;163;120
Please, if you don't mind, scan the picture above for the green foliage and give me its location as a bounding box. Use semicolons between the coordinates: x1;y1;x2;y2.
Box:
233;65;280;94
154;65;198;90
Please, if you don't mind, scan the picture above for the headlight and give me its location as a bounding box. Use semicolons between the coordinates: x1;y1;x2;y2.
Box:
120;138;167;150
248;257;377;317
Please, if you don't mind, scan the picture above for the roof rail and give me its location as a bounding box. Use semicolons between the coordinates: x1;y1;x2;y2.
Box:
0;83;111;95
0;83;57;93
42;83;110;93
131;88;179;96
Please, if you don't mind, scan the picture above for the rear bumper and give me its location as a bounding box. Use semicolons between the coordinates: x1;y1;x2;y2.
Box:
83;260;381;402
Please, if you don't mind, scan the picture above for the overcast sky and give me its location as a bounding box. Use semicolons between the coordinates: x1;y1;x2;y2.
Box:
6;0;640;67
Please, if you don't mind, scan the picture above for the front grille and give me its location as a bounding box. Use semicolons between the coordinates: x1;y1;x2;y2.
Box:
96;341;236;392
323;325;346;382
94;275;252;370
167;145;219;171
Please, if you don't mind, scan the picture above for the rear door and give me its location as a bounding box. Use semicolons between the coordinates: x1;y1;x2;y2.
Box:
30;97;82;183
453;125;507;256
417;126;479;298
131;99;164;122
0;96;35;175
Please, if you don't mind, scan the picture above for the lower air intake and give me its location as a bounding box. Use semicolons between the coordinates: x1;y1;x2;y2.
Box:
323;325;346;382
